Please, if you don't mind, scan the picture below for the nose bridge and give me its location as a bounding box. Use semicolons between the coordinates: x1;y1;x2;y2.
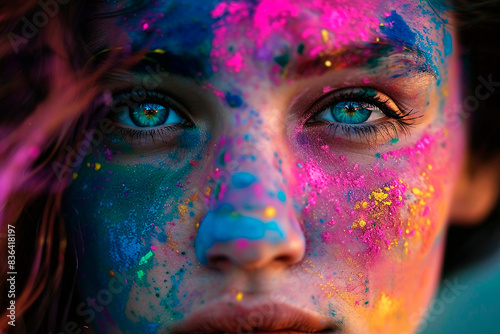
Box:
212;124;288;205
194;130;305;269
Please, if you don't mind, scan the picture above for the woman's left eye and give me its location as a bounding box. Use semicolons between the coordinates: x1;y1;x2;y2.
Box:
304;87;419;144
315;100;384;125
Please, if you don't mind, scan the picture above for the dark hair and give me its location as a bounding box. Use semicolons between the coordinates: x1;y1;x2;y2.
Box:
0;1;133;331
439;0;500;277
0;0;499;333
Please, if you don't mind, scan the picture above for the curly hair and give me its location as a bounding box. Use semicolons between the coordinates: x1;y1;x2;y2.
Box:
0;0;499;333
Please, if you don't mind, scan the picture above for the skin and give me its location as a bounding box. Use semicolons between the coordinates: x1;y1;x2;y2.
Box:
64;0;466;333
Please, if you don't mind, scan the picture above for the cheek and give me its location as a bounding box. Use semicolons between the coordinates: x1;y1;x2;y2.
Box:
299;134;449;262
63;148;206;327
290;127;461;321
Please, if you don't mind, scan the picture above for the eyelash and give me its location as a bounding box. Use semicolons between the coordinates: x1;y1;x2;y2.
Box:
308;88;422;143
109;90;193;143
112;126;179;143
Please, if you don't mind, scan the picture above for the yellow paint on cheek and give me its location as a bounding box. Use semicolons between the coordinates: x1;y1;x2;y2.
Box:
412;188;423;196
370;190;388;202
302;260;323;279
368;292;406;331
318;282;339;298
205;186;212;196
354;201;368;209
178;204;188;215
236;291;243;302
374;292;399;316
351;219;367;228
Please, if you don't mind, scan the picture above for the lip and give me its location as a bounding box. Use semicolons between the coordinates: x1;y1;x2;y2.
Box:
169;298;340;334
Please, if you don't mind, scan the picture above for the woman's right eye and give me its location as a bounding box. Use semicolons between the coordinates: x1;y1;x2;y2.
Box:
112;91;191;129
125;102;187;128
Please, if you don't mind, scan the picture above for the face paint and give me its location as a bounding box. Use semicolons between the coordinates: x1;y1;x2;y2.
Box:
65;0;464;333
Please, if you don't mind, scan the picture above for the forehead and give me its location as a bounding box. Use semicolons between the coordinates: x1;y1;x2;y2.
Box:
111;0;443;45
99;0;448;78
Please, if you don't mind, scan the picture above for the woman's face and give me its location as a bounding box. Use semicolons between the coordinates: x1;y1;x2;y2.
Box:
64;0;465;333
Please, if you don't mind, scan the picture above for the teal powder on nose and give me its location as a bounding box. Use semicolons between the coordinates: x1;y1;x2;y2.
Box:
278;190;286;202
231;172;257;188
195;204;285;265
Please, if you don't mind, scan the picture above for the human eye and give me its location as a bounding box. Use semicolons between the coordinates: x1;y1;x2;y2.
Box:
108;90;195;146
305;88;421;145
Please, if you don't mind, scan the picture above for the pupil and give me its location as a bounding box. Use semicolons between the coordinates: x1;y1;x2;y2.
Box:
143;107;158;118
344;104;358;116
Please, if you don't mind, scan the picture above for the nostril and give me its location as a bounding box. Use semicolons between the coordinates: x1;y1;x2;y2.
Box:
274;255;293;263
207;254;231;267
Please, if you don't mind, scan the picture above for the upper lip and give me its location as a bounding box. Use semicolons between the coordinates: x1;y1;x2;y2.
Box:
169;298;339;333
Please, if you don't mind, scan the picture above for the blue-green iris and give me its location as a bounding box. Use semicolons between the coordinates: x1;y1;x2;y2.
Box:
330;101;372;124
130;103;168;127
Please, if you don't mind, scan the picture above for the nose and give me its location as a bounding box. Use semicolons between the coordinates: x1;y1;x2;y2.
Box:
195;200;305;271
194;118;306;271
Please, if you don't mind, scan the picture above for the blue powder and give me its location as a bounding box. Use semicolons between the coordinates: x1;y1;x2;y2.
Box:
118;0;225;78
443;30;453;57
225;91;243;108
195;204;287;264
231;172;257;188
382;11;416;47
278;191;286;202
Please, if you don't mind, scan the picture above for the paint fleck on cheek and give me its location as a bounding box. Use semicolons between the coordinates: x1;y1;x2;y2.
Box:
347;180;407;256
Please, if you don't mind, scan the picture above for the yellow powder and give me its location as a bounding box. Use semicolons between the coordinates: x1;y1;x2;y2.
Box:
263;206;277;218
412;188;423;196
321;29;329;42
371;191;388;201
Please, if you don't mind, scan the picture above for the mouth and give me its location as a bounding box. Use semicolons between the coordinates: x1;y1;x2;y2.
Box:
169;299;340;334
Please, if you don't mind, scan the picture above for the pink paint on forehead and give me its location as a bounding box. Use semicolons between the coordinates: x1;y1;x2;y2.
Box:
225;52;245;73
208;0;387;76
253;0;300;46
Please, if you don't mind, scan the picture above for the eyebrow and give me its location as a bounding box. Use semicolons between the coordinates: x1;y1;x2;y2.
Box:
129;49;213;80
127;40;436;81
289;42;437;80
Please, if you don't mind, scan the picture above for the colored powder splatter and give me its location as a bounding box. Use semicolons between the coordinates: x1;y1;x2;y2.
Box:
195;204;286;264
381;10;416;46
273;52;289;68
225;92;243;108
443;29;453;57
297;43;305;54
278;190;286;202
159;268;186;321
231;172;257;188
